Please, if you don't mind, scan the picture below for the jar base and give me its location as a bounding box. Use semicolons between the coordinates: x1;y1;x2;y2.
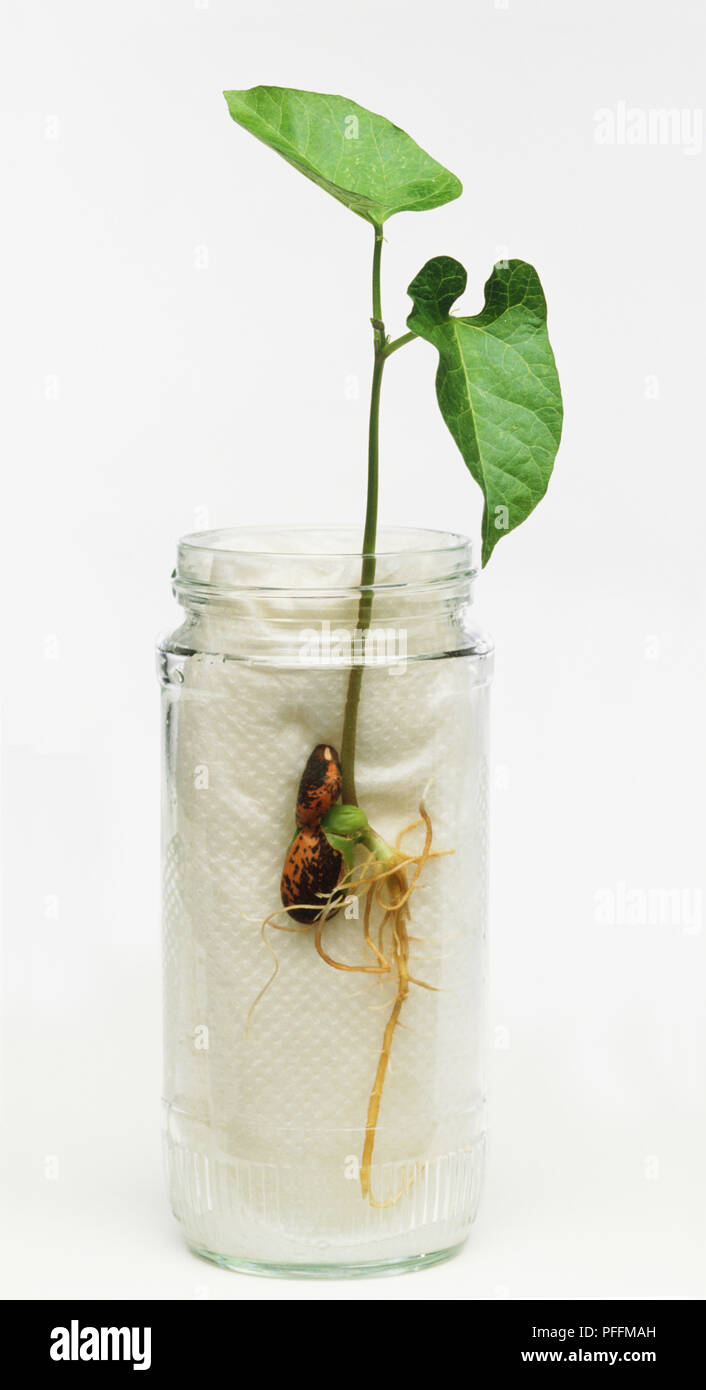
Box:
187;1240;466;1280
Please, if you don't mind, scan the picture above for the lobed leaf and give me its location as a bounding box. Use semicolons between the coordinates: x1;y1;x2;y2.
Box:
407;257;563;564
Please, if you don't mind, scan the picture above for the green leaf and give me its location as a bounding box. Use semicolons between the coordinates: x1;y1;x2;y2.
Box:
321;804;370;873
320;829;356;875
223;87;461;226
407;257;563;565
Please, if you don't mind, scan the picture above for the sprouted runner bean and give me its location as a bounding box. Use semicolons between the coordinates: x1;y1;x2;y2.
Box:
222;86;562;1219
158;89;563;1272
267;744;454;1205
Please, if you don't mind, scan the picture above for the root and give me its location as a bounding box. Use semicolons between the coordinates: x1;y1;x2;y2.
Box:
314;918;390;975
360;894;410;1207
363;884;389;968
357;804;440;1207
248;797;448;1207
244;918;281;1038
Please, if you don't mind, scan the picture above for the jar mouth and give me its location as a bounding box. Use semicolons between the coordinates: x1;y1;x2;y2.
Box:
174;525;475;602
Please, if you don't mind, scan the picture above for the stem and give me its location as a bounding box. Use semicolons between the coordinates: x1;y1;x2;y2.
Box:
339;231;417;804
384;330;417;358
340;225;386;804
371;223;383;331
359;824;397;868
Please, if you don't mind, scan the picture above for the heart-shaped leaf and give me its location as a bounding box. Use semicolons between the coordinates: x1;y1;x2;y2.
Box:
223;87;461;226
407;257;563;565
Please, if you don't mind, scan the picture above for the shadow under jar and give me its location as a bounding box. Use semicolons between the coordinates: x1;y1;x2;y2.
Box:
158;526;493;1277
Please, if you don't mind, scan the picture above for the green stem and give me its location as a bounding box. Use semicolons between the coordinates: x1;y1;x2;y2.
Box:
384;330;417;358
340;230;417;804
359;824;397;868
371;223;383;332
340;225;386;804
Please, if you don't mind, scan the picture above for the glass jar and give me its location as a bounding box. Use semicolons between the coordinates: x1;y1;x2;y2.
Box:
158;526;493;1277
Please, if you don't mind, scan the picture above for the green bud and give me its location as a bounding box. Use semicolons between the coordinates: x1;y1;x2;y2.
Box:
321;804;369;836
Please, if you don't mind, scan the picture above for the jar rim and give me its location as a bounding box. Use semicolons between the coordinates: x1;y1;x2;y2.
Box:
173;525;476;602
179;524;470;560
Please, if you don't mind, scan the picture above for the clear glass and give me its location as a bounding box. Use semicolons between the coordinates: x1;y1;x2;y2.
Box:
158;526;493;1277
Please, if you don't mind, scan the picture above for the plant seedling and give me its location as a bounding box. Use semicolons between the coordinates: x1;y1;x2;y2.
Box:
224;85;563;797
224;87;563;1204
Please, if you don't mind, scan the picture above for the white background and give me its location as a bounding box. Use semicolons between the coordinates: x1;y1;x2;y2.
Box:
2;0;704;1300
